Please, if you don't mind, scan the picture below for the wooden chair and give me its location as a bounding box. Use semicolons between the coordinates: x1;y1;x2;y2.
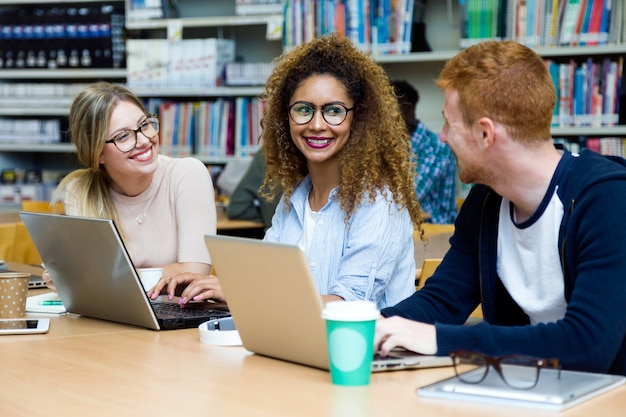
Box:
13;222;43;265
0;223;17;262
414;223;455;274
415;257;483;321
0;221;43;265
416;258;441;290
21;200;64;214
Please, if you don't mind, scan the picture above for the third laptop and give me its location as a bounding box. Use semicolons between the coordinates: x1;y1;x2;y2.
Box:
20;212;229;330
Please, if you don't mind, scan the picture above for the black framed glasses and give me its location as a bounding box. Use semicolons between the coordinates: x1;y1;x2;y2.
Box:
288;101;353;126
105;115;159;152
450;350;561;389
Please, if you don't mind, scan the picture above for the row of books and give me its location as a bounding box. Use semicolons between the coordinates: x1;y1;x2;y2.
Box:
547;56;623;127
125;0;178;21
0;119;61;144
224;62;276;86
236;0;283;16
554;136;626;157
283;0;415;54
145;97;264;158
0;83;90;108
126;39;235;90
460;0;625;48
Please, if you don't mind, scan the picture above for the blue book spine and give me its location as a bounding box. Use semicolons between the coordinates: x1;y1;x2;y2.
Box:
598;0;611;45
578;0;594;46
573;64;586;126
548;60;560;126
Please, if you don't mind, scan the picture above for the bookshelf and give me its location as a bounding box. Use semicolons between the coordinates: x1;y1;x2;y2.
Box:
0;1;625;186
124;0;282;164
0;0;126;204
451;0;626;157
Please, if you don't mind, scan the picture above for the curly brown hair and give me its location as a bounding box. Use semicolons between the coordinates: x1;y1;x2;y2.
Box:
260;34;422;230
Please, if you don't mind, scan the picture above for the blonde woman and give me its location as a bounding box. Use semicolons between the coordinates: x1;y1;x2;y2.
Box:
44;81;215;290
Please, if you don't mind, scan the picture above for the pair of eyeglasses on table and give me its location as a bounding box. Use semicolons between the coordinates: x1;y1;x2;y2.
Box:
450;350;561;390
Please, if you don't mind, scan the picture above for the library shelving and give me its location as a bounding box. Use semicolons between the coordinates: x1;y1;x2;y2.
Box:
0;0;625;177
0;0;126;192
124;0;282;164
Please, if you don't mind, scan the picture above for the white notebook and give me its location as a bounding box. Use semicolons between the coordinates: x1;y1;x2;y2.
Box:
26;292;66;315
418;367;625;411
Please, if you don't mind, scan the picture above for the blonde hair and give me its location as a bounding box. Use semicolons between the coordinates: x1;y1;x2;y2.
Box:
53;81;149;227
260;34;423;230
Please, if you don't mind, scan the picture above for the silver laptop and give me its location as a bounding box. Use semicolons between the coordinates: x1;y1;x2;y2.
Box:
418;367;625;411
20;212;230;330
0;261;47;288
204;234;452;372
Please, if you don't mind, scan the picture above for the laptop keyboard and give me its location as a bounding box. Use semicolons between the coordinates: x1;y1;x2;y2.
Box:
151;302;230;318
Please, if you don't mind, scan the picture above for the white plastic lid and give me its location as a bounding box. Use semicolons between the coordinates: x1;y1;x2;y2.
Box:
321;300;380;322
198;317;242;346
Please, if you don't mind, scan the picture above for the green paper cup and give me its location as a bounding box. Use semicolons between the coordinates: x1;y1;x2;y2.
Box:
321;300;380;386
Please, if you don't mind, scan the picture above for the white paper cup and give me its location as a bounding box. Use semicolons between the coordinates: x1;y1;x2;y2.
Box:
138;268;163;291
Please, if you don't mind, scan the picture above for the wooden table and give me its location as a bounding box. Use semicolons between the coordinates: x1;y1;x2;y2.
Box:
2;297;625;417
216;208;264;238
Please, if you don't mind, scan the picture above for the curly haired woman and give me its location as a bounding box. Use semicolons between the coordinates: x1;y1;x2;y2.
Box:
152;34;423;309
259;34;422;309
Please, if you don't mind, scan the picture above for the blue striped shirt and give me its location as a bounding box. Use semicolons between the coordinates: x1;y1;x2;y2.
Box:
411;121;457;224
264;176;416;309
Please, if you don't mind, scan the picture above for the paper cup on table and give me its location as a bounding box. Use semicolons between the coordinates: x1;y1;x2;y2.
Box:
138;268;163;292
321;300;380;386
0;272;30;318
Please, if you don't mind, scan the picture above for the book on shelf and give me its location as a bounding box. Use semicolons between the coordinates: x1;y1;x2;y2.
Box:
154;100;194;157
460;0;623;48
557;0;582;45
125;0;165;21
283;0;413;54
125;0;178;21
548;56;622;128
224;62;276;86
583;136;626;157
193;97;264;159
235;0;284;16
460;0;501;48
234;97;264;157
608;0;624;45
547;59;561;126
126;38;235;90
196;99;234;158
0;119;61;144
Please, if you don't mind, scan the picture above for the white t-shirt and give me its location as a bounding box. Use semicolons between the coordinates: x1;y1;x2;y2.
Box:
497;187;567;324
298;196;318;253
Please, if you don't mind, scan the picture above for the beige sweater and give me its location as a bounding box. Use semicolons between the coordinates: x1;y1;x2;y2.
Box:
65;155;216;268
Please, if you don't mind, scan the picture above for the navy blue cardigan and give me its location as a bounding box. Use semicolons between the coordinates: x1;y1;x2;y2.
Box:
382;149;626;375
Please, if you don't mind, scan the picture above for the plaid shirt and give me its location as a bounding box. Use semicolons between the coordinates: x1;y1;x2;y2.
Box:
411;121;457;224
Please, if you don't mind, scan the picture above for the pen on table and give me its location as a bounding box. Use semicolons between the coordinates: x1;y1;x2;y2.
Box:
38;300;63;306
